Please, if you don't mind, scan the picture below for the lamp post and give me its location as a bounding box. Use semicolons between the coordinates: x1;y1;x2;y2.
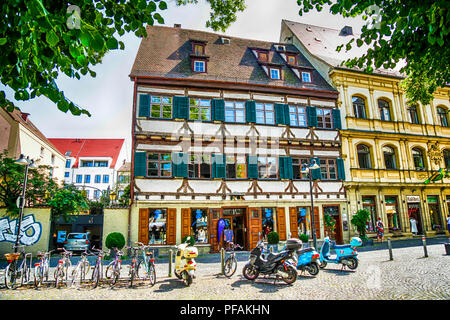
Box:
301;160;320;250
14;154;36;253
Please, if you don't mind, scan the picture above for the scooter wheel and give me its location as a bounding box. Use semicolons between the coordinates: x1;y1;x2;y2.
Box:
242;263;259;281
319;261;327;269
281;265;297;285
181;271;192;287
347;257;358;270
308;262;320;276
174;270;182;279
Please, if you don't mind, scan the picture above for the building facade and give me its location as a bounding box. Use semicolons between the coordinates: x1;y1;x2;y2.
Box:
48;138;126;200
0;108;66;183
129;25;348;253
281;20;450;240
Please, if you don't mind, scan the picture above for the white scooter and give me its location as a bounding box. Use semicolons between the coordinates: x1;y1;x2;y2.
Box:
174;236;198;286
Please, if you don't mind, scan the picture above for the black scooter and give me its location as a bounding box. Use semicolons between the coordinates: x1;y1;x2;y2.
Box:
242;239;301;284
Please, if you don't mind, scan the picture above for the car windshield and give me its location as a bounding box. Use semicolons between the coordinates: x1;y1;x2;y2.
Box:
67;234;86;240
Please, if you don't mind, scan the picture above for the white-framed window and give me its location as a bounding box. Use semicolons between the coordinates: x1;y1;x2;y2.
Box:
255;103;275;125
194;60;205;72
150;96;172;119
301;72;311;82
224;101;245;123
289;105;307;127
270;68;280;80
189;98;211;121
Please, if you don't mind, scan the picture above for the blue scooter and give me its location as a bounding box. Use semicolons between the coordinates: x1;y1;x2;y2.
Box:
294;246;321;276
319;236;362;270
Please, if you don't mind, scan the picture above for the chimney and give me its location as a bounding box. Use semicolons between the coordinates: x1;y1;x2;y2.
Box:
20;112;30;122
340;26;353;36
174;24;181;28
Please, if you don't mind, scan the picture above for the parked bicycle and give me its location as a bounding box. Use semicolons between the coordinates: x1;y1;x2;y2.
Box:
223;241;242;278
70;248;91;287
4;245;32;289
126;245;140;287
105;247;124;288
135;242;156;286
54;247;73;288
90;247;108;289
34;249;53;288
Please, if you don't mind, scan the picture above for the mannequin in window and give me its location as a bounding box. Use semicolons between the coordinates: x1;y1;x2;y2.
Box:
198;228;206;243
410;216;418;235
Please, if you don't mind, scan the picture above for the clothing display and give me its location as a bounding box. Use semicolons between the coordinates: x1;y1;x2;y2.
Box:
224;229;234;243
410;218;418;234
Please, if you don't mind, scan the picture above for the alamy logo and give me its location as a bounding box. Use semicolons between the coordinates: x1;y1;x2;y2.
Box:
365;5;382;30
0;214;42;246
66;5;81;30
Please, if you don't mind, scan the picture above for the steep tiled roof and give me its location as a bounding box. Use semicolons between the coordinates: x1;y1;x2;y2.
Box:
282;20;404;78
130;25;336;92
48;138;125;169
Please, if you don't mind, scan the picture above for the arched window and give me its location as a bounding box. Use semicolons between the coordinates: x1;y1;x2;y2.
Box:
352;96;366;119
408;105;420;124
383;146;397;169
412;148;425;170
378;99;391;121
357;144;372;169
444;149;450;169
437;106;448;127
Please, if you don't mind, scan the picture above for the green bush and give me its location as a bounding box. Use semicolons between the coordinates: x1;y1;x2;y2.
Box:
267;231;279;245
105;232;125;250
182;235;195;246
299;234;309;243
351;209;370;242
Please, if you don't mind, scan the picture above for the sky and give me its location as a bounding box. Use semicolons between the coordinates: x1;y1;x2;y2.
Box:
1;0;366;161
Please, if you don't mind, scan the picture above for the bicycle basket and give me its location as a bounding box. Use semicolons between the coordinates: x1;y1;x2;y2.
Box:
4;253;20;261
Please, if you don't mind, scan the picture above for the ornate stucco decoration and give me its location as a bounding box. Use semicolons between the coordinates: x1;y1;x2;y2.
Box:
427;141;442;165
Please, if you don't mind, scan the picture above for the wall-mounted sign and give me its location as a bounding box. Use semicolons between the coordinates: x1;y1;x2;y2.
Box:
406;195;420;203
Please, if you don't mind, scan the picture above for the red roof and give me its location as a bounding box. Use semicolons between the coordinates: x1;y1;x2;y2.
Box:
48;138;125;168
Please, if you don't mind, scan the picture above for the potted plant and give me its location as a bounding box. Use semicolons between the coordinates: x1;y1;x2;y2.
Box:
350;209;371;245
267;231;279;252
324;213;336;237
105;232;126;258
299;234;309;247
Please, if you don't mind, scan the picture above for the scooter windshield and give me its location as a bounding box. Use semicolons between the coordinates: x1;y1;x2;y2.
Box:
321;241;330;256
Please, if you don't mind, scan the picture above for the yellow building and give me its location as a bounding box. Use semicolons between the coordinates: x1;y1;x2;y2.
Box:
281;20;450;240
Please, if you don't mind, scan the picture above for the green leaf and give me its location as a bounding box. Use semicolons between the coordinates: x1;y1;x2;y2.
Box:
79;31;92;47
91;34;105;51
45;30;59;46
106;37;118;49
0;38;7;45
159;1;167;10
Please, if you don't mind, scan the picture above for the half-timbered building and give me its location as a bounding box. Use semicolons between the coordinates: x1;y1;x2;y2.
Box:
129;25;347;253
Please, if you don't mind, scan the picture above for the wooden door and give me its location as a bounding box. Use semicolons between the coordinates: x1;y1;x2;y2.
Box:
289;207;298;239
166;208;177;245
277;207;287;241
209;208;222;252
138;208;149;244
313;206;321;239
181;208;191;240
247;208;262;250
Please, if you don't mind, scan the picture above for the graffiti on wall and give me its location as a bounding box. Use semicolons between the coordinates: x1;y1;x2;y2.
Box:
0;214;42;246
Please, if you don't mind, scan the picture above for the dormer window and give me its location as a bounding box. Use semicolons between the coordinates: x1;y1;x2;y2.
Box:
193;60;206;73
275;44;286;51
270;68;281;80
220;37;230;44
301;71;311;82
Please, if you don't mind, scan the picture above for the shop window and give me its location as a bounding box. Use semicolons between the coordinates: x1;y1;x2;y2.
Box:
362;196;377;233
191;209;208;243
296;207;311;237
378;99;391;121
427;196;444;231
385;196;401;232
225;155;247;179
352;96;367;119
383;146;397;170
357;144;372;169
412;148;426;170
189;98;211;121
149;209;167;244
261;208;275;241
188;154;211;179
257;156;277;179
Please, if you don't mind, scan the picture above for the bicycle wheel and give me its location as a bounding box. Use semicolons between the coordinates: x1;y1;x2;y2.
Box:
105;261;115;279
148;263;156;286
82;260;90;282
54;265;62;288
111;265;120;287
64;260;72;285
20;262;30;287
5;263;17;289
91;264;100;289
224;256;237;278
34;264;43;288
129;261;136;287
71;264;81;287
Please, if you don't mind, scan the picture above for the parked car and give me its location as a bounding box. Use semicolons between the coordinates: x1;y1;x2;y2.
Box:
64;233;90;252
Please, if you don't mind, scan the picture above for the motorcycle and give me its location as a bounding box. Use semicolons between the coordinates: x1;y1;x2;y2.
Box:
319;236;362;270
242;239;301;284
293;246;321;276
174;236;198;286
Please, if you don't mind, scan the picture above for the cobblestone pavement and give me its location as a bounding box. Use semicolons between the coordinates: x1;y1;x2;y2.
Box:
0;243;448;300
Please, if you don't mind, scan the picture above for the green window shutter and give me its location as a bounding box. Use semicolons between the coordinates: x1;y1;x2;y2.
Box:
332;109;342;130
173;96;189;119
283;104;290;125
212;154;226;178
337;158;345;180
212;99;225;122
247;155;258;179
310;157;321;180
138;94;150;118
134;152;147;177
275;103;285;125
306;106;317;128
279;156;293;179
245;101;256;123
173;152;188;178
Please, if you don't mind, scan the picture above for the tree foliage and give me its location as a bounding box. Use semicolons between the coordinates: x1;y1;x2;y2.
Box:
45;184;90;219
350;209;370;241
297;0;450;105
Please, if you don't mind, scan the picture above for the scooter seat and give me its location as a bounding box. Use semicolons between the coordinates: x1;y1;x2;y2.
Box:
266;252;284;261
297;248;314;255
332;244;352;250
